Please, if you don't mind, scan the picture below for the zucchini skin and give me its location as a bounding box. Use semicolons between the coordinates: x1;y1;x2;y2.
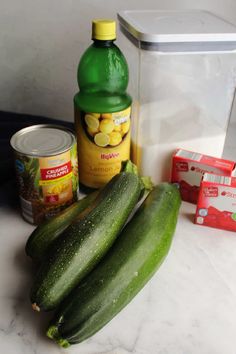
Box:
25;192;98;263
47;183;181;347
30;172;141;311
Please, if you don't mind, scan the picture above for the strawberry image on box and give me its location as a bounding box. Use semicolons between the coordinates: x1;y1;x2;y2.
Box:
171;149;235;204
195;173;236;232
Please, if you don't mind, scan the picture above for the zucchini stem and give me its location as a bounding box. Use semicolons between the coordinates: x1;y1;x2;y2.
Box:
32;303;40;312
121;160;154;196
47;325;70;348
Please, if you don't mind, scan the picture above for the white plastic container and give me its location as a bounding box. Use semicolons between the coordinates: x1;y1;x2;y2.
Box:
117;10;236;183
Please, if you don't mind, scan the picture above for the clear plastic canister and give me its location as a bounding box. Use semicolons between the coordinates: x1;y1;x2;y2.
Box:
117;10;236;183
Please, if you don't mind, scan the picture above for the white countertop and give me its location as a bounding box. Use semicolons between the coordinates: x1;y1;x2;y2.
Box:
1;124;236;354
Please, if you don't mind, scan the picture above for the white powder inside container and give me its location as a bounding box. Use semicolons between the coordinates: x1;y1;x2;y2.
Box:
132;100;227;184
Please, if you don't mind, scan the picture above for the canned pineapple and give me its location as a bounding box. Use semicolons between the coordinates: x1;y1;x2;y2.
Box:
10;124;79;224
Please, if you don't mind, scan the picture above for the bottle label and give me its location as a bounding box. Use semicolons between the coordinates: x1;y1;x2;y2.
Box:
75;107;131;188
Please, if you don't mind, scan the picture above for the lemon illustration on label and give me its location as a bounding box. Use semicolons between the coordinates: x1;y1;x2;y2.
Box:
109;131;122;146
114;124;121;132
94;132;110;147
87;127;97;137
101;113;112;120
121;119;130;134
85;114;100;133
84;110;131;147
89;112;100;119
100;119;115;134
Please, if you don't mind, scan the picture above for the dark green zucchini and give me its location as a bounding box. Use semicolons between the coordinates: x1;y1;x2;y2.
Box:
30;171;141;312
25;192;98;263
47;183;181;347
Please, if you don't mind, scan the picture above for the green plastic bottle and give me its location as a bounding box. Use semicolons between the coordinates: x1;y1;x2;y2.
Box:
74;19;132;189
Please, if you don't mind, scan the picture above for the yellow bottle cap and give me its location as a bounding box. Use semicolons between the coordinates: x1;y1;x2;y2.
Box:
92;19;116;40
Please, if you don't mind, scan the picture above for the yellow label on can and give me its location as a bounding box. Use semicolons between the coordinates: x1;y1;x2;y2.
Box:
38;151;73;204
75;107;131;188
14;142;79;225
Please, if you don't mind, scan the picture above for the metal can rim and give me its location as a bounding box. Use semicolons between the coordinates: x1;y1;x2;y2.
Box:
10;124;76;157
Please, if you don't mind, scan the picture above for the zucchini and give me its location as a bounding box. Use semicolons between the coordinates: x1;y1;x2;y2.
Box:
25;192;98;263
47;183;181;347
30;171;141;312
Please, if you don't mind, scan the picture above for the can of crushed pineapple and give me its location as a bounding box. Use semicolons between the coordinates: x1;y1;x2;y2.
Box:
10;124;79;224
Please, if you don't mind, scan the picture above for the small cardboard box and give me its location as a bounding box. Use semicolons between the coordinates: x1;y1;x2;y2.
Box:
195;173;236;231
171;149;235;203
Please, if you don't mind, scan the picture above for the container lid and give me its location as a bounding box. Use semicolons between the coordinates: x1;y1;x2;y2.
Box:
117;10;236;51
10;124;75;157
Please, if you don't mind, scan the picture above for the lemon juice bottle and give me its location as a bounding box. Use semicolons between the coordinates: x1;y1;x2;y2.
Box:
74;19;132;189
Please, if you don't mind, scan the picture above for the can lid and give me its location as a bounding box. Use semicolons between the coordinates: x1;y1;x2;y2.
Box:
118;10;236;51
10;124;75;157
92;19;116;40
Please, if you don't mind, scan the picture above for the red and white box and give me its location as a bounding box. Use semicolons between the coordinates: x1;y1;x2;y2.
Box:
171;149;235;204
195;173;236;231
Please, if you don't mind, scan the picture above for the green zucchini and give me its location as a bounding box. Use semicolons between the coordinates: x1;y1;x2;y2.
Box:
25;192;98;263
47;183;181;347
30;171;141;312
